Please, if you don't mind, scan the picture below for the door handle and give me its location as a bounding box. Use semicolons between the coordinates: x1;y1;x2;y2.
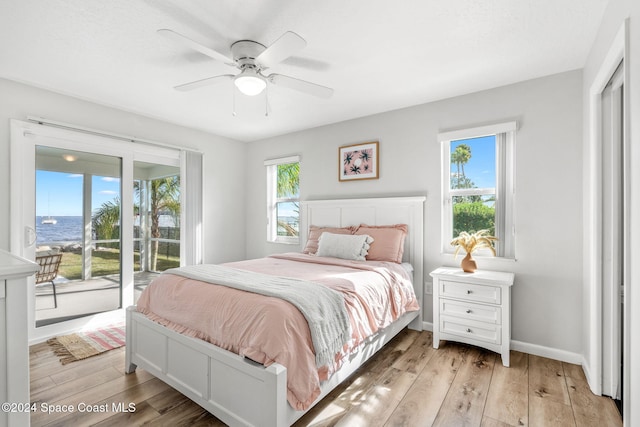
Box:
25;226;36;247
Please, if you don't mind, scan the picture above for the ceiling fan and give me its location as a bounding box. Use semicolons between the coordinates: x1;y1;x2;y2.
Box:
159;29;333;99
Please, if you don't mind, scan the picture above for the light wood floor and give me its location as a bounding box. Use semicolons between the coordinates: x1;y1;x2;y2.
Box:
29;329;622;426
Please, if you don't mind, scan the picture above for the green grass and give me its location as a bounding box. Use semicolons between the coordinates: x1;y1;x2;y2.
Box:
58;249;180;280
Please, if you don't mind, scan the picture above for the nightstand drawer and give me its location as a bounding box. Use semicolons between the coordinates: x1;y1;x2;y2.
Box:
440;316;501;345
440;299;501;324
440;280;501;304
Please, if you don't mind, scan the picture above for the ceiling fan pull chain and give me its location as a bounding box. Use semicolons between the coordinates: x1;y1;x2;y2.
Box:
265;87;269;117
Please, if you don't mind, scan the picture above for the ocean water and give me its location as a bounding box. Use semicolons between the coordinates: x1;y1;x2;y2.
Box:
36;215;178;245
37;216;83;245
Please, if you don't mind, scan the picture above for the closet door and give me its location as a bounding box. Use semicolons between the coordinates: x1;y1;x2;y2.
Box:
601;62;624;402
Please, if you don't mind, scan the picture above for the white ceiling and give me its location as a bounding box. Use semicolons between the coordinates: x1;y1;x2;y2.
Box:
0;0;609;142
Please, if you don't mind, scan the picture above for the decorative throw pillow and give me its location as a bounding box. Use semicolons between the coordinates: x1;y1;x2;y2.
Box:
316;232;374;261
303;225;356;255
355;224;408;263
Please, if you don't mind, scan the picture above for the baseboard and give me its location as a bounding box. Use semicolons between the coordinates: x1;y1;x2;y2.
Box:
581;355;600;395
510;339;582;364
422;324;582;364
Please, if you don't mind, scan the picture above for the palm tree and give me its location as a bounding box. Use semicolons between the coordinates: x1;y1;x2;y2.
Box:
451;143;472;188
457;144;472;178
148;176;180;270
277;163;299;198
92;197;121;246
277;163;299;237
93;175;180;271
451;150;463;186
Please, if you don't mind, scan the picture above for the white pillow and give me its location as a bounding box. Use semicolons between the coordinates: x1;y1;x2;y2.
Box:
316;232;374;261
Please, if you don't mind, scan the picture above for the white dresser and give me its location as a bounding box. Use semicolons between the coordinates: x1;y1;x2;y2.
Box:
430;267;515;367
0;250;39;427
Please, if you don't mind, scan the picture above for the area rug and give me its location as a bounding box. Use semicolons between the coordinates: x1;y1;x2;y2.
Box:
47;323;125;365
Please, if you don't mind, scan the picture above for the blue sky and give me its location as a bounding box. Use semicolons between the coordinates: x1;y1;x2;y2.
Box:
277;202;299;219
450;135;496;189
36;170;121;216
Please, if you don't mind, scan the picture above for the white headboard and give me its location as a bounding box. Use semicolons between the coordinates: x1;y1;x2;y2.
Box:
300;196;426;327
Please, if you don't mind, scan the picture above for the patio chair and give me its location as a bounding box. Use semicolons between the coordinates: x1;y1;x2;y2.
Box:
35;253;63;308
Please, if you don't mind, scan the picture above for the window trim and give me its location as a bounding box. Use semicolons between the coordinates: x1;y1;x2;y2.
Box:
439;122;517;258
265;155;300;244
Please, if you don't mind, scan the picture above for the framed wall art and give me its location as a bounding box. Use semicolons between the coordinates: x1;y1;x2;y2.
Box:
339;141;379;181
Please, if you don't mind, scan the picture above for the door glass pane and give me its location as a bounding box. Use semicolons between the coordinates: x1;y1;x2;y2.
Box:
35;146;122;327
133;161;180;301
91;174;122;279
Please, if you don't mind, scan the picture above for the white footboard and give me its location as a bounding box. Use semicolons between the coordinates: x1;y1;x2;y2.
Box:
125;306;288;427
126;306;420;427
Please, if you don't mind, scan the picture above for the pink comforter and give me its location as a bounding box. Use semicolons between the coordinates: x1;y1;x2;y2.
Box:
136;253;419;410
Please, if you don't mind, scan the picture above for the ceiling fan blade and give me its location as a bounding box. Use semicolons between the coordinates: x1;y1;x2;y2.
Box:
268;74;333;99
158;29;234;65
256;32;306;69
174;74;234;91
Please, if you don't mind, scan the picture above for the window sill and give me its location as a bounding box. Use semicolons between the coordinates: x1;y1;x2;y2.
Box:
268;239;300;246
441;252;517;263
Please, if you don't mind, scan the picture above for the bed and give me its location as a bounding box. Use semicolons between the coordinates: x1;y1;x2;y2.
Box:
125;196;425;426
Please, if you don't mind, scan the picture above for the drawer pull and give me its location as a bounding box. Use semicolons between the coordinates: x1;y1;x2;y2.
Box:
466;309;472;314
466;328;472;333
466;290;472;294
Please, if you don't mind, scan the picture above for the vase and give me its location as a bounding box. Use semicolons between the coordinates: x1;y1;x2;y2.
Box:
460;252;477;273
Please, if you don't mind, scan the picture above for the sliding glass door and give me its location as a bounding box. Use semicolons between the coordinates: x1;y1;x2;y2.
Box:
133;161;181;302
34;146;123;326
10;119;197;342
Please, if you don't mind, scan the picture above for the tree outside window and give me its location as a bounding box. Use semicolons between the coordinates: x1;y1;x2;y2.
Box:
93;175;180;272
449;136;496;237
276;162;300;238
266;156;300;243
440;122;516;258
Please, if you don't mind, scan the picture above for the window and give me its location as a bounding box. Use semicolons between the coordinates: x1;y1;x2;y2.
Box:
439;122;516;258
265;156;300;243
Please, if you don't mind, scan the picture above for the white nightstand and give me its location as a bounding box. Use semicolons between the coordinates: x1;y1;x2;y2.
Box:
430;267;515;367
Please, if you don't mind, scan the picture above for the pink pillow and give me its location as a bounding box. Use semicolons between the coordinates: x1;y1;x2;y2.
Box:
303;226;356;254
355;224;408;263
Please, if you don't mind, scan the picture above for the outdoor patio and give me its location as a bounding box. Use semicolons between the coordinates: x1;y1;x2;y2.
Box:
35;271;159;327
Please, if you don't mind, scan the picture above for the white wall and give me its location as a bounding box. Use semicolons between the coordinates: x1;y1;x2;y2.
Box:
245;70;584;357
582;0;639;422
0;77;246;264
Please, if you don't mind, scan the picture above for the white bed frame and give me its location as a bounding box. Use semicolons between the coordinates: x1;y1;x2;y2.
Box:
125;196;425;426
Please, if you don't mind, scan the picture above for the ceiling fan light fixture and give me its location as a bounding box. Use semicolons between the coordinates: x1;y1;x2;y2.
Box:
234;69;266;96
